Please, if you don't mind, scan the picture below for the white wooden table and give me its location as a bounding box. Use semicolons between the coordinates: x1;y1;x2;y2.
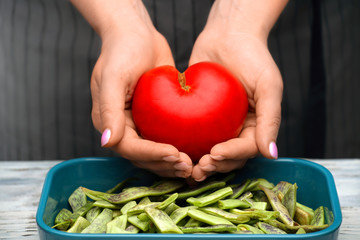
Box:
0;159;359;239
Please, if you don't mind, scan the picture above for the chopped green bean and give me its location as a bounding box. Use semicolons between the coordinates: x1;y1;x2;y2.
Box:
187;186;233;207
260;185;295;226
177;181;226;199
68;187;87;212
81;208;113;233
218;199;251;209
257;222;287;234
311;206;325;226
230;179;251;199
180;224;237;233
187;208;234;226
86;206;101;223
145;207;183;234
67;216;90;233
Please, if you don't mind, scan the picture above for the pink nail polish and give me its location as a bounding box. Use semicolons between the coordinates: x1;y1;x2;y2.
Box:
163;156;180;162
101;128;111;147
174;162;191;171
210;155;225;161
269;141;278;159
195;176;206;182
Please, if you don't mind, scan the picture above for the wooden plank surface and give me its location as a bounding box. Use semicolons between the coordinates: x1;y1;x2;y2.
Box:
0;159;359;239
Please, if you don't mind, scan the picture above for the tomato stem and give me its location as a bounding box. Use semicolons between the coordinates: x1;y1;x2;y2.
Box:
178;72;191;92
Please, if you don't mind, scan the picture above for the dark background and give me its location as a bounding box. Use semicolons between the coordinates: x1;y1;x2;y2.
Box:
0;0;359;160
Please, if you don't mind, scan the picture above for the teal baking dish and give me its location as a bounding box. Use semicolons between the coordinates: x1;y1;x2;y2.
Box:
36;157;342;239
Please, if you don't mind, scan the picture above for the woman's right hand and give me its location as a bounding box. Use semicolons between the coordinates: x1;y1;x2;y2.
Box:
71;0;193;178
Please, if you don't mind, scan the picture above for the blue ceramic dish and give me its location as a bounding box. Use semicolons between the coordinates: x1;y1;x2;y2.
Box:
36;157;342;240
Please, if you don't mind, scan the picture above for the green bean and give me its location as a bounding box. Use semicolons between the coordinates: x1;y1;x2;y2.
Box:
233;230;254;234
282;183;297;219
68;187;87;212
324;206;334;225
180;224;237;233
125;224;140;233
295;202;314;225
106;214;127;233
272;181;292;198
106;177;136;193
107;180;184;204
296;228;306;234
177;181;226;200
164;202;180;215
184;217;202;227
67;216;90;233
237;224;264;234
68;202;95;224
157;193;178;210
169;206;195;224
120;200;137;214
128;215;150;232
250;202;268;210
239;191;253;200
230;179;251;199
260;185;295;226
265;219;329;233
257;222;287;234
144;207;183;234
93;200;121;209
54;208;72;230
230;208;279;221
311;206;325;226
218;199;250;209
137;212;150;221
187;208;234;226
246;178;274;192
200;207;250;224
86;206;101;223
187;186;233;207
112;210;121;218
127;202;160;215
81;208;113;233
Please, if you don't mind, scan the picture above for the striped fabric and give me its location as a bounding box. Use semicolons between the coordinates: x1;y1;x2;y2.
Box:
0;0;359;160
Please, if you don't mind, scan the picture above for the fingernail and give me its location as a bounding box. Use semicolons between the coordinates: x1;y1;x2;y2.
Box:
101;128;111;147
174;162;191;171
200;164;216;172
163;155;180;162
195;176;206;182
175;171;187;178
210;155;225;161
269;141;278;159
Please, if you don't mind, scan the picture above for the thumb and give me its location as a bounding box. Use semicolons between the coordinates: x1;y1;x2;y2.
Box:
99;73;127;148
255;68;283;159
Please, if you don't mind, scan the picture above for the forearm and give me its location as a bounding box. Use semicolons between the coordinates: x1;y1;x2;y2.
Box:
208;0;288;42
70;0;153;38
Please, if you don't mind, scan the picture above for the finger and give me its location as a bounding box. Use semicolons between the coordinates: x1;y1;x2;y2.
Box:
98;70;127;147
191;155;215;182
210;125;258;161
114;125;181;163
254;67;283;159
90;64;102;132
131;152;192;178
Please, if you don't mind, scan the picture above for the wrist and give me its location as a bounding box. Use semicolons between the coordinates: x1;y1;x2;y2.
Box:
208;0;288;42
71;0;154;39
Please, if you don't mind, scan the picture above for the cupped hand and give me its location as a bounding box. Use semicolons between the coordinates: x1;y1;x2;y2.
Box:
89;2;193;178
189;4;283;181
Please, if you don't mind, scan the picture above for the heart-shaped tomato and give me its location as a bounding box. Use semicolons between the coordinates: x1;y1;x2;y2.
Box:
132;62;248;163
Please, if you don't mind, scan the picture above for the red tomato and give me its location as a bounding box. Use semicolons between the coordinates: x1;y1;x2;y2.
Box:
131;62;248;163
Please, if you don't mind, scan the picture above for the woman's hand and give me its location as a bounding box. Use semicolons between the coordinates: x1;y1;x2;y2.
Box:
71;0;193;178
190;0;287;181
